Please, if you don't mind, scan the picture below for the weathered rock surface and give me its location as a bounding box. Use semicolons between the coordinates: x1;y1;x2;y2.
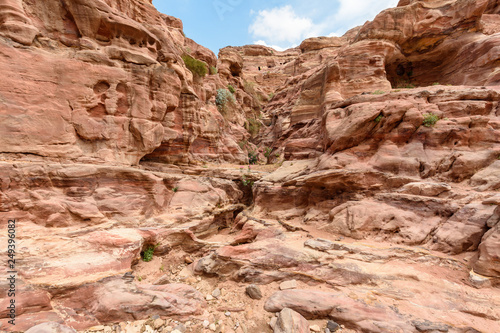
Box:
0;0;250;166
1;0;500;332
273;308;310;333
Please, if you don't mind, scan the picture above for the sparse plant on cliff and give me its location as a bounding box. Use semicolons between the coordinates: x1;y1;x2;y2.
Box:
227;84;236;94
372;90;385;95
241;174;254;187
423;113;439;127
394;79;415;89
142;244;159;262
268;93;275;100
238;140;247;150
182;54;207;77
264;147;272;158
375;115;383;122
248;150;259;165
216;88;235;115
247;118;261;137
432;82;440;86
172;187;178;193
210;66;218;75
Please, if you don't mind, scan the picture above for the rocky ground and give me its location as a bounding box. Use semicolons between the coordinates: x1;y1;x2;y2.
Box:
1;0;500;332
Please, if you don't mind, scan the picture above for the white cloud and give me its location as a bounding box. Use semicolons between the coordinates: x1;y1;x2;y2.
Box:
249;5;322;47
253;40;289;52
248;1;399;50
331;0;399;33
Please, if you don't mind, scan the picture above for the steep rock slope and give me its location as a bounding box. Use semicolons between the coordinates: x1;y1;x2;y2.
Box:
0;0;253;166
0;0;499;332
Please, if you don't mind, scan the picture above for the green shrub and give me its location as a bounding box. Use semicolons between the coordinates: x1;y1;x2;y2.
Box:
172;187;178;193
248;151;259;164
432;82;440;86
375;115;383;122
227;84;235;94
264;147;272;158
142;244;158;262
247;118;261;137
423;113;439;127
216;88;235;114
372;90;385;95
268;93;275;100
241;174;254;187
210;66;218;75
394;79;415;89
182;54;207;77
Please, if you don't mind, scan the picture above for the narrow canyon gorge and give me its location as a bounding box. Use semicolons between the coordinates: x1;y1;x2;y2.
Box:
0;0;499;332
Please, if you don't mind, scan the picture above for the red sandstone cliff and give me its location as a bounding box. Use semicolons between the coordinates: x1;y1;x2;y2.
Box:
0;0;499;332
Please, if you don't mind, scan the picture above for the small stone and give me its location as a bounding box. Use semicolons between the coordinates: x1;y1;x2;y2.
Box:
171;330;182;333
89;326;105;331
279;280;297;290
274;308;309;333
325;329;331;333
185;256;193;264
174;323;186;333
327;320;340;332
165;326;173;331
153;318;164;329
269;317;277;329
245;284;263;300
206;294;214;301
310;324;321;332
212;288;221;298
225;311;231;317
202;320;210;328
209;323;217;331
304;238;335;252
469;270;492;288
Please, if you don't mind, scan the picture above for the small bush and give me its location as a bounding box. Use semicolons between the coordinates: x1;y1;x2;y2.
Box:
216;88;235;114
227;84;236;94
423;113;439;127
248;151;259;164
268;93;275;100
264;147;272;158
394;79;415;89
210;66;218;75
375;115;383;123
142;244;158;262
172;187;178;193
182;54;207;77
241;174;254;187
432;82;440;86
247;118;261;137
372;90;385;95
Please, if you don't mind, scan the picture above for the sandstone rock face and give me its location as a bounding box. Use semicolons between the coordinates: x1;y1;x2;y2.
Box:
0;0;249;166
1;0;500;332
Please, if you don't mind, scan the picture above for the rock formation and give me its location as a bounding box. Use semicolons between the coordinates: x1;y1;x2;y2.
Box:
0;0;499;332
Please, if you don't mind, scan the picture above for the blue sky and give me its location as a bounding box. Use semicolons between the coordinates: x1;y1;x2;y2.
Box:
152;0;399;54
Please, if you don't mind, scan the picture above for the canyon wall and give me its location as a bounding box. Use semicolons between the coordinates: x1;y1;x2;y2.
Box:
0;0;499;332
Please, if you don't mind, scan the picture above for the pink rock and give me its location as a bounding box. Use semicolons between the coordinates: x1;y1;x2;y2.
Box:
274;308;310;333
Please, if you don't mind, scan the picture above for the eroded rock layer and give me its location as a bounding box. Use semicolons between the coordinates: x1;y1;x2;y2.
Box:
0;0;499;332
